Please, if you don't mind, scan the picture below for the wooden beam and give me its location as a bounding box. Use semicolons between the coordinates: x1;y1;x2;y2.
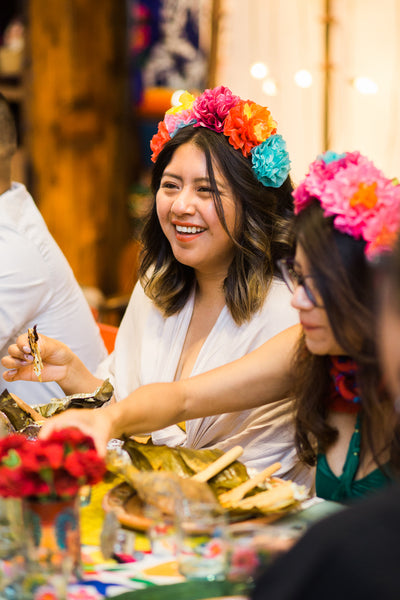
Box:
208;0;222;88
25;0;132;295
322;0;333;152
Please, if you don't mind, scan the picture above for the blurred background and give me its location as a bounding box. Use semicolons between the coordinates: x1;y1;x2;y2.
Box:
0;0;398;320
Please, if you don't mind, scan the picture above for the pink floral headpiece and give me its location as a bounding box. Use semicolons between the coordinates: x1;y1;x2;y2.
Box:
293;151;400;260
150;86;291;189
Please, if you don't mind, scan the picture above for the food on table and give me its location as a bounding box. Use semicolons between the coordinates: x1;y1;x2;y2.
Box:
0;390;44;431
219;462;282;506
121;439;249;496
231;479;308;512
0;380;114;436
106;444;243;517
104;440;309;530
28;324;43;382
190;445;244;482
0;410;16;436
125;471;218;515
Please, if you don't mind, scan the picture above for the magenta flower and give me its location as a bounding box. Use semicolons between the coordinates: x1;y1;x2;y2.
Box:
193;86;240;132
293;150;400;260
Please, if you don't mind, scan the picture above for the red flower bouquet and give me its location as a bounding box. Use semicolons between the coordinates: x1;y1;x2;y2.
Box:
0;428;106;501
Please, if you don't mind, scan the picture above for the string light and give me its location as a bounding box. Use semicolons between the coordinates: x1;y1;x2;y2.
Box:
250;62;269;80
262;77;278;96
171;89;186;106
294;69;313;88
353;77;378;95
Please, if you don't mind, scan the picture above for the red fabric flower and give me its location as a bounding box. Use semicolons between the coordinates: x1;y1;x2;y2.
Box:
0;429;106;501
53;469;80;498
150;120;171;163
64;449;106;483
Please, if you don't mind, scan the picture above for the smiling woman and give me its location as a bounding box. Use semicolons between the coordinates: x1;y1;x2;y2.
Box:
155;142;237;281
95;87;306;481
118;88;306;481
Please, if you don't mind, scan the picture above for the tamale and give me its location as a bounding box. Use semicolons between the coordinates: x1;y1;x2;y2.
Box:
0;411;15;436
121;440;249;496
27;324;43;382
125;471;218;515
122;439;193;478
179;446;249;494
0;390;43;431
36;379;114;418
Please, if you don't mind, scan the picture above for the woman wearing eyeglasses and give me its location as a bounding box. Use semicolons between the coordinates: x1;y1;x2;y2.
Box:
278;157;400;502
11;151;400;502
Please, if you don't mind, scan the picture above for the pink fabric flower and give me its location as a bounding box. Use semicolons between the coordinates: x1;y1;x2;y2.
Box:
293;151;400;259
193;85;240;132
164;109;196;136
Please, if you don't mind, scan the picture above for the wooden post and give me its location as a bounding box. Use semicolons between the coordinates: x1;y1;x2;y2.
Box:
208;0;222;88
322;0;333;152
25;0;131;295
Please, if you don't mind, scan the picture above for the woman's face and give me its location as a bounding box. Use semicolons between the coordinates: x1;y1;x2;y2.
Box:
291;244;346;356
156;141;237;279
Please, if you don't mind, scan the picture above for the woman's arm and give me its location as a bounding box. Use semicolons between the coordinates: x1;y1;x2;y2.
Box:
2;331;103;395
39;324;300;455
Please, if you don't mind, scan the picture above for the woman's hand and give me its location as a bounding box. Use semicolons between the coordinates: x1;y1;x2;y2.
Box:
1;331;102;395
39;407;114;457
2;332;73;383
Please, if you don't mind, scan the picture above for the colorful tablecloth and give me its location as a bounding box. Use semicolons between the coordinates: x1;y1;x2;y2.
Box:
72;482;343;599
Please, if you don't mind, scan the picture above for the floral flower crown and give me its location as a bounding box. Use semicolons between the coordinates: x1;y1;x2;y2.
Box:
293;151;400;260
150;85;291;189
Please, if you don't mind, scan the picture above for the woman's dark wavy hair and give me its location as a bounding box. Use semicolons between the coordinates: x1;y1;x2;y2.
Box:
139;125;295;325
292;200;400;474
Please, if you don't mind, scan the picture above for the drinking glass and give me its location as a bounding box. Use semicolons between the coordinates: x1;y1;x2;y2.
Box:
177;502;229;581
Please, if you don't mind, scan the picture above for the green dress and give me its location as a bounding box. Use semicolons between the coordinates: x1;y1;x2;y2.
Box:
316;413;392;503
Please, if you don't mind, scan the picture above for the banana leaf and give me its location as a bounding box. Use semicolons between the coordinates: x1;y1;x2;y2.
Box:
122;439;193;478
0;380;114;434
122;440;249;495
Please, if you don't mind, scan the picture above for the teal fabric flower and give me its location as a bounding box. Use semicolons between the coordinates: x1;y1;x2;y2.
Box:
170;118;197;138
317;150;346;164
251;134;291;188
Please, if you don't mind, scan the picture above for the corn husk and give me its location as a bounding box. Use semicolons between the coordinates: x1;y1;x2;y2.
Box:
121;439;249;496
36;379;114;418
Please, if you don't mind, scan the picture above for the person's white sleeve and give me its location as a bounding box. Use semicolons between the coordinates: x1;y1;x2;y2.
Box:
0;235;49;353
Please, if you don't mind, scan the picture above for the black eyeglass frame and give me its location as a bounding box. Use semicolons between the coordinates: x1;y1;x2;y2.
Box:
277;257;324;308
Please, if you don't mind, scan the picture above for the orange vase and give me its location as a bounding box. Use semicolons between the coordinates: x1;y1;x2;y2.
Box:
23;496;81;599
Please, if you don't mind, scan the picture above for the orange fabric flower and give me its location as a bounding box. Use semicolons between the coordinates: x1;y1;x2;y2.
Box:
224;100;277;157
150;120;171;163
368;224;398;256
350;181;378;209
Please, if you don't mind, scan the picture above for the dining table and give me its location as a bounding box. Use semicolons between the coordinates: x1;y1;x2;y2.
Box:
69;477;344;600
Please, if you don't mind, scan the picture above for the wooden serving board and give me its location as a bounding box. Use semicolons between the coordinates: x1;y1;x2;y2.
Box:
102;481;282;532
